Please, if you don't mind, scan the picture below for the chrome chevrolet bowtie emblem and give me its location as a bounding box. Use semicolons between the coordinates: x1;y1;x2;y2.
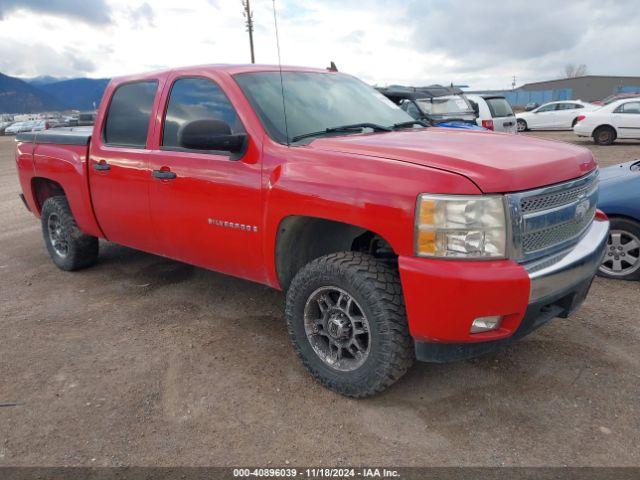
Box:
575;198;590;223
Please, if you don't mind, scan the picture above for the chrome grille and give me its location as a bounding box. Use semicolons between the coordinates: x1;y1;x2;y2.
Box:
506;170;599;262
521;202;597;252
520;181;598;214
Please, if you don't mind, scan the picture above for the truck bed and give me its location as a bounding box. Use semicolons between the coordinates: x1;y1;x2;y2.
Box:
15;125;103;239
16;127;92;146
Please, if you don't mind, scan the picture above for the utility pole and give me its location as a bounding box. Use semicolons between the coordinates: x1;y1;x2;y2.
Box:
512;75;516;90
242;0;255;64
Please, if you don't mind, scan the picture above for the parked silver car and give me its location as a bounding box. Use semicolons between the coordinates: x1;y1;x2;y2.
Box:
5;121;36;135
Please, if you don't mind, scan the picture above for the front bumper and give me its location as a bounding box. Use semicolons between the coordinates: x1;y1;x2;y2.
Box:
398;218;609;362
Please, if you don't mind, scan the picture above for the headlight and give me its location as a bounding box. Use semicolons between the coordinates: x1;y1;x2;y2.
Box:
415;194;506;259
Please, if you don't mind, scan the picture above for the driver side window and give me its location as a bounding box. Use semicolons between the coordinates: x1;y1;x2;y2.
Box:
162;77;245;149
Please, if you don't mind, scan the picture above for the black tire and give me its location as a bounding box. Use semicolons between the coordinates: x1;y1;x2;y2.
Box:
285;252;414;397
41;196;99;271
516;119;528;132
571;117;579;127
593;126;616;145
598;217;640;281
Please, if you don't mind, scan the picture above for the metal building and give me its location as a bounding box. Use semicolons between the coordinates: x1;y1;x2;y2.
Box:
469;75;640;107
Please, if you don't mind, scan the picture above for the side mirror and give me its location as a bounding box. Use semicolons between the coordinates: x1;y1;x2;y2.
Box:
178;119;247;155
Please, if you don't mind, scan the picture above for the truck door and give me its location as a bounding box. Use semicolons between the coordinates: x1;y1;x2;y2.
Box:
148;75;263;282
88;79;162;253
612;101;640;138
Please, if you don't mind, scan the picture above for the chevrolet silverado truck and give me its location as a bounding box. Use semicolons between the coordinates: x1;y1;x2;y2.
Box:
15;65;609;397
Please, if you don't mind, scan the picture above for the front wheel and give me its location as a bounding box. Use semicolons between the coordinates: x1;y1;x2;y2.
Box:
598;218;640;280
41;196;99;271
285;252;414;397
593;126;616;145
516;119;528;132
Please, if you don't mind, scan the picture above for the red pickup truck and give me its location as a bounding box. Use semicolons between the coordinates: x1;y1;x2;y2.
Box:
15;65;609;397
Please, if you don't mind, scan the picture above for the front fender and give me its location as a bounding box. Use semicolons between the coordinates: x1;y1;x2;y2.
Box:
260;142;481;288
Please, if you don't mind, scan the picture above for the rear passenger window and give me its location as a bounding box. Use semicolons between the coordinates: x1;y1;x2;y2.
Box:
616;102;640;114
104;81;158;148
162;77;244;149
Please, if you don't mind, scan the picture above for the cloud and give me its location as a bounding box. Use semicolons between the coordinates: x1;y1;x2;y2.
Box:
0;0;111;24
0;40;96;77
129;2;154;28
406;1;584;66
0;0;639;89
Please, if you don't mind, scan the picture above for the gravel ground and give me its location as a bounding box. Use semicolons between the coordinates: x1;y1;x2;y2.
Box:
0;131;638;467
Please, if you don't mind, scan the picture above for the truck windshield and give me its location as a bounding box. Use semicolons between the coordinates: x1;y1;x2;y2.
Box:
234;71;414;144
416;96;474;116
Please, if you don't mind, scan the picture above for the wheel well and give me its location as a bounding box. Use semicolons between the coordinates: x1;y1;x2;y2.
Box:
593;124;617;138
31;178;65;213
603;213;640;225
275;216;397;290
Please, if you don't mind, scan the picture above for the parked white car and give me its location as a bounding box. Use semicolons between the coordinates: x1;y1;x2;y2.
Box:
4;121;34;135
574;98;640;145
466;94;517;133
516;100;597;132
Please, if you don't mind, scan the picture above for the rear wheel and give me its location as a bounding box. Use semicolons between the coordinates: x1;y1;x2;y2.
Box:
285;252;414;397
593;126;616;145
598;218;640;280
516;119;528;132
41;196;99;271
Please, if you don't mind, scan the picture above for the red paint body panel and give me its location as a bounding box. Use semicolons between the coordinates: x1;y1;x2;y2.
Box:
310;129;597;193
143;69;265;281
14;64;598;344
260;141;480;287
16;141;37;211
398;256;531;342
86;71;167;253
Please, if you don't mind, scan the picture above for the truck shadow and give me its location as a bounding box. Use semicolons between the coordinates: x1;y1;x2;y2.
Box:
90;240;617;416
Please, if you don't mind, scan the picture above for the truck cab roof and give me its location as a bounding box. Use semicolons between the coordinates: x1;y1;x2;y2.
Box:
109;64;331;84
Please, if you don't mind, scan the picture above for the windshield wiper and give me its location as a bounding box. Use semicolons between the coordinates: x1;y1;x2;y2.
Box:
391;120;430;130
291;123;391;143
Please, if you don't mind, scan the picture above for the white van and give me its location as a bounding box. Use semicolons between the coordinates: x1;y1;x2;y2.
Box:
465;94;517;133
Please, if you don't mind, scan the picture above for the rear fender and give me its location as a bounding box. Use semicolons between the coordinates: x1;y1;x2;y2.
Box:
31;143;103;238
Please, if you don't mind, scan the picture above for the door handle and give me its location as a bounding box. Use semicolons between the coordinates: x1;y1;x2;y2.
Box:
93;161;110;171
152;169;177;180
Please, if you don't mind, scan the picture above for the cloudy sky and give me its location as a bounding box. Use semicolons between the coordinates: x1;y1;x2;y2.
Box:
0;0;638;89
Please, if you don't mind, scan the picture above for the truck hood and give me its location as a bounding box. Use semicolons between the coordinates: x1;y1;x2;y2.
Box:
307;129;596;193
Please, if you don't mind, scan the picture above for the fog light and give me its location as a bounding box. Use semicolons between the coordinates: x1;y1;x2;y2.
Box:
471;315;502;333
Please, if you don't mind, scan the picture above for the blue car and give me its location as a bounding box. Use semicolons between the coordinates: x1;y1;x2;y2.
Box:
598;160;640;280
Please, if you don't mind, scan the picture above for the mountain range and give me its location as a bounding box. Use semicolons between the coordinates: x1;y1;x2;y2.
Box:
0;72;109;113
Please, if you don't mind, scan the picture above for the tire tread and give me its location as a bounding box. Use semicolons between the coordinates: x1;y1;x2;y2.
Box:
41;196;98;271
285;252;414;397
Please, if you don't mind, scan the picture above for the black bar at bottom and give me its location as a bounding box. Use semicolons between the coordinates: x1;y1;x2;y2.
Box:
0;467;639;480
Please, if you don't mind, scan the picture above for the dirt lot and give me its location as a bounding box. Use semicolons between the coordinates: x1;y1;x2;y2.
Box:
0;131;639;467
